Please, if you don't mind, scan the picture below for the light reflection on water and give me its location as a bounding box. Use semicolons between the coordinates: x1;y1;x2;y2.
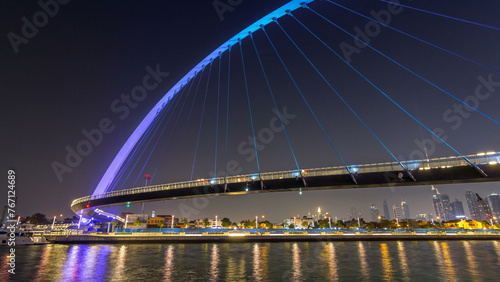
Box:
0;240;499;281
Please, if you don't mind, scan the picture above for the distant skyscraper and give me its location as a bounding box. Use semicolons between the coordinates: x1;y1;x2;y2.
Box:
392;205;402;219
466;191;493;221
487;193;500;218
401;201;410;219
370;204;380;222
383;200;391;221
449;199;466;219
432;186;453;221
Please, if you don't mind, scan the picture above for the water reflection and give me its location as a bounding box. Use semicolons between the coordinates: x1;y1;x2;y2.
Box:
397;241;410;281
209;244;219;281
112;245;128;281
252;243;269;281
292;242;302;280
358;242;370;280
60;245;80;281
163;245;175;281
326;243;338;281
34;244;52;281
380;243;393;280
462;241;479;278
433;241;455;278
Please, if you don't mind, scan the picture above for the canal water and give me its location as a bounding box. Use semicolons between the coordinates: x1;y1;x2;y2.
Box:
1;241;499;281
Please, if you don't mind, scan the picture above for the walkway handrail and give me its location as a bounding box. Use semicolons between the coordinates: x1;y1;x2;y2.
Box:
71;152;499;206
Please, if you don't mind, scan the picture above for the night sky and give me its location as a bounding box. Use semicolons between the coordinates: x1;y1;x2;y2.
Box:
2;0;500;223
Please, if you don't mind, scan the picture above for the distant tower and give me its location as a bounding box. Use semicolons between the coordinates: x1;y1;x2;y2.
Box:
432;186;453;221
487;193;500;218
450;199;466;219
370;204;380;222
318;207;322;219
401;201;410;219
466;191;492;221
383;200;391;221
392;205;402;220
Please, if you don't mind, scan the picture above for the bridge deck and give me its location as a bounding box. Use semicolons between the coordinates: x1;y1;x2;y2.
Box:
71;152;500;219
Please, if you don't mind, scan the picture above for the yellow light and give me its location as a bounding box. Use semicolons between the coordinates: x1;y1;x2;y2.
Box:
477;153;486;156
489;161;498;165
228;233;246;237
486;152;496;155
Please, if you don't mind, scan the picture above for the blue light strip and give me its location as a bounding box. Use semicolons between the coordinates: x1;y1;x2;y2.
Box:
225;48;232;179
249;33;300;172
92;0;312;196
326;0;500;74
239;41;261;176
261;25;352;175
215;54;222;175
191;61;213;180
295;6;486;176
306;6;500;125
379;0;500;31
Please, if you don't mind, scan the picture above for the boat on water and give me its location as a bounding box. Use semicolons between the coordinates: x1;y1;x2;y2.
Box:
0;229;48;246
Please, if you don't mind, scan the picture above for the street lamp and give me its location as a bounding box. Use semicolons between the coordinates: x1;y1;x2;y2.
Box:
328;217;331;230
51;216;56;229
357;217;361;229
124;214;129;230
215;215;218;230
171;215;175;233
255;216;258;230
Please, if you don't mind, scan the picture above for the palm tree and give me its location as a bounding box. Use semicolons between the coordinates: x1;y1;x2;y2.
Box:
202;218;210;228
158;221;165;232
180;218;188;227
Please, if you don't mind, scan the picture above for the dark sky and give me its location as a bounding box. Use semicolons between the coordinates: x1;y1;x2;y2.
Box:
2;0;500;223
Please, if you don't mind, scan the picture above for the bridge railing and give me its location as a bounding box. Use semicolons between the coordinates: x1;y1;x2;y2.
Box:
71;152;499;208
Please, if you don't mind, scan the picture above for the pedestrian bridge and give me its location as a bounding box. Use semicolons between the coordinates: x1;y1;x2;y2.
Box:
71;152;500;221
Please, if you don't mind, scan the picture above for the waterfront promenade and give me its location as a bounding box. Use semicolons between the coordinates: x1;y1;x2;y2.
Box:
46;230;500;244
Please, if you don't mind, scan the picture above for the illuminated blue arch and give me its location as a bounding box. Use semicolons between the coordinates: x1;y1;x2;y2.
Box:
92;0;314;196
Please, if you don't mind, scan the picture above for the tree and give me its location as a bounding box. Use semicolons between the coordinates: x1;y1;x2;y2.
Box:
262;220;272;228
24;213;50;225
289;224;295;229
319;220;328;229
202;218;210;228
221;217;231;228
157;221;165;231
180;218;188;227
242;220;254;228
301;221;309;229
110;220;119;231
134;219;142;227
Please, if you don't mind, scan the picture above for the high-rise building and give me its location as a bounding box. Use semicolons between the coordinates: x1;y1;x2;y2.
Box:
449;199;466;219
487;193;500;218
401;201;410;219
370;204;380;222
383;200;391;221
431;186;453;222
392;205;402;220
466;191;493;221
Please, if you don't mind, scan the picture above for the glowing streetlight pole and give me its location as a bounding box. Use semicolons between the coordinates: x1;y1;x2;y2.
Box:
16;216;20;226
124;214;129;230
357;218;361;229
293;217;296;230
51;216;56;229
255;216;258;230
215;215;218;230
171;215;175;233
328;217;331;230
